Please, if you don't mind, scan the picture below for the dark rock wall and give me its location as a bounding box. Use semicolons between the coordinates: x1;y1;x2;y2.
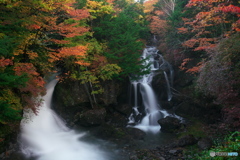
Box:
151;67;222;124
52;78;131;127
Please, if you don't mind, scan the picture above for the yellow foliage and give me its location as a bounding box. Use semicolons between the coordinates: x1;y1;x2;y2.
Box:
0;33;5;38
0;89;22;124
0;89;22;111
86;0;114;18
13;33;35;56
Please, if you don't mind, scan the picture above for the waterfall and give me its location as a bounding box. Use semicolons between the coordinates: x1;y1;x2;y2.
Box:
128;46;174;134
163;71;173;101
20;79;109;160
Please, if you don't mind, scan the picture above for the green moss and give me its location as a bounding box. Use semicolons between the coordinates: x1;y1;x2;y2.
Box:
114;128;125;138
179;118;207;138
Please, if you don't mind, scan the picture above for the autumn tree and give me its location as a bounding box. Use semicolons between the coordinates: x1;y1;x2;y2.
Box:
144;0;167;37
48;0;122;107
197;33;240;130
174;0;240;131
180;0;240;51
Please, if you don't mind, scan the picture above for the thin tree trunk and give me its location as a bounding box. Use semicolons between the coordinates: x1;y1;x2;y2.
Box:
89;81;98;105
83;82;95;109
77;66;95;108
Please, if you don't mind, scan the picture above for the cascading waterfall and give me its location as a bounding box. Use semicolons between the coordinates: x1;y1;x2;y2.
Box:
159;54;173;101
128;46;174;134
20;79;110;160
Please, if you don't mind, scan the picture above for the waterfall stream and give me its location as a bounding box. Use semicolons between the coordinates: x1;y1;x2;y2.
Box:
128;46;176;134
20;79;111;160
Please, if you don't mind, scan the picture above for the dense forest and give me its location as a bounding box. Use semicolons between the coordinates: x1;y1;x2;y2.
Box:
0;0;239;159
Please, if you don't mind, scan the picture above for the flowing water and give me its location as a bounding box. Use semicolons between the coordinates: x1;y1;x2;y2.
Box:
18;47;181;160
128;46;178;134
19;79;118;160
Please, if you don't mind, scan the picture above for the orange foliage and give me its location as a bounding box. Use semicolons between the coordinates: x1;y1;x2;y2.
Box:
221;4;240;14
66;8;90;21
58;23;89;38
106;0;114;4
181;0;240;52
90;55;107;69
183;38;217;50
180;58;203;74
186;62;204;74
28;24;41;30
51;45;90;66
149;15;167;35
0;58;13;67
27;52;39;59
186;0;224;7
143;0;158;14
177;27;188;34
179;58;191;71
59;46;88;58
14;63;46;113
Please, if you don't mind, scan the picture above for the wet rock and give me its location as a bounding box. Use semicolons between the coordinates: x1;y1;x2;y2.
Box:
105;112;128;127
125;128;146;140
113;104;132;116
52;78;129;127
0;153;4;159
130;149;165;160
174;101;205;119
152;73;169;102
105;104;132;127
52;79;91;123
4;152;25;160
197;137;213;150
93;123;146;143
96;80;122;105
75;108;106;127
158;116;182;133
129;155;139;160
177;134;197;147
169;149;177;154
130;146;186;160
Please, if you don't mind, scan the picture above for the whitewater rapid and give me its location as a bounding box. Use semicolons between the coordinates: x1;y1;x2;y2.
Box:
20;79;110;160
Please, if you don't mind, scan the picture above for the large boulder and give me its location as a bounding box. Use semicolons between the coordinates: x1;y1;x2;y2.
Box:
177;134;197;147
74;108;106;127
52;79;90;123
197;137;213;150
93;123;146;143
158;116;182;133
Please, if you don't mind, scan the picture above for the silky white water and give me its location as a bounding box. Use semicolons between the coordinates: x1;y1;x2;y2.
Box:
128;46;175;134
20;79;109;160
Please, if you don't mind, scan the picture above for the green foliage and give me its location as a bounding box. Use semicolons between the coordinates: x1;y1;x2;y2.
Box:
0;35;18;57
0;89;22;125
193;131;240;160
167;0;189;27
0;72;28;88
74;0;88;9
97;64;121;81
93;9;150;78
157;0;191;49
113;0;128;9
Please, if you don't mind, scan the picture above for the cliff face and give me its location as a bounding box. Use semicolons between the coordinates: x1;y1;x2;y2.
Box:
151;66;222;124
51;78;131;127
